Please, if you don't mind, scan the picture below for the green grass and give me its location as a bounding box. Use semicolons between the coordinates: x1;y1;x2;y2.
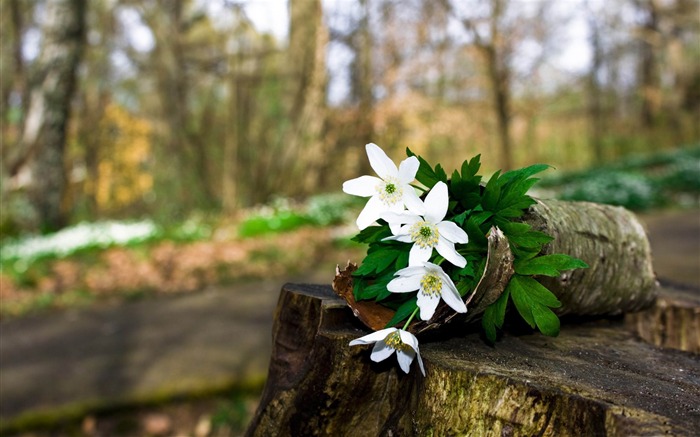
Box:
539;145;700;210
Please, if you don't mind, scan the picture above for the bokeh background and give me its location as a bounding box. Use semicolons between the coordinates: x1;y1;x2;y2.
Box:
0;0;699;435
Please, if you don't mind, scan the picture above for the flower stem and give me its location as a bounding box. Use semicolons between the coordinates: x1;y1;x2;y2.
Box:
402;307;420;331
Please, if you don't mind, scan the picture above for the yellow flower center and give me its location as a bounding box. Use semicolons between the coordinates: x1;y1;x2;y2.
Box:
409;221;439;248
377;178;403;206
420;273;442;297
385;331;411;352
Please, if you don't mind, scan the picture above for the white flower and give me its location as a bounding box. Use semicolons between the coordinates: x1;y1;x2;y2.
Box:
349;327;425;376
388;262;467;321
382;181;468;268
342;143;425;230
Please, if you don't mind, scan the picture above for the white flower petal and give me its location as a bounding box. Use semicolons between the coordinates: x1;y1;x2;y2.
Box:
402;188;426;216
395;265;428;276
395;349;415;374
342;175;382;197
437;221;469;244
398;329;420;351
366;143;398;179
382;234;413;243
349;327;397;346
409;244;433;266
415;351;426;376
436;238;466;268
397;331;424;374
417;292;441;320
389;221;403;235
440;281;467;314
424;181;449;223
382;211;410;226
398;156;420;183
382;211;421;227
370;340;395;362
356;196;385;230
387;274;422;293
422;261;442;271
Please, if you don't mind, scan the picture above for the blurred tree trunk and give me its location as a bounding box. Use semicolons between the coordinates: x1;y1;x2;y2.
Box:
637;0;660;129
281;0;328;195
441;0;514;170
147;0;217;212
354;0;374;176
222;11;250;213
20;0;86;231
587;4;605;164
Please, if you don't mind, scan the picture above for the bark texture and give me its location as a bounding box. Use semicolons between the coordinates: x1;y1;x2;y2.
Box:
626;282;700;353
524;200;657;316
247;284;700;437
24;0;86;230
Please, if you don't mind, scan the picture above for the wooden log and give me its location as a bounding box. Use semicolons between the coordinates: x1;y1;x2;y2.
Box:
625;282;700;353
247;283;700;437
525;200;657;316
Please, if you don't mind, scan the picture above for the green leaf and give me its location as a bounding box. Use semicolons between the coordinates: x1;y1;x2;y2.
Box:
351;225;391;244
508;276;536;328
499;221;531;235
482;305;498;343
385;297;417;328
462;154;482;179
532;305;560;336
406;148;447;188
354;246;404;276
482;170;502;211
506;230;554;249
464;216;488;248
395;250;409;270
512;276;561;308
482;287;511;343
500;164;551;184
515;254;589;277
360;277;392;300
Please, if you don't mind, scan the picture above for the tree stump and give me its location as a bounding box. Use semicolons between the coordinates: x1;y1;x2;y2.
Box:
246;283;700;437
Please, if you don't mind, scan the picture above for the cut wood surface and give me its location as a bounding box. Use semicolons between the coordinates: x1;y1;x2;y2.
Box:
247;283;700;437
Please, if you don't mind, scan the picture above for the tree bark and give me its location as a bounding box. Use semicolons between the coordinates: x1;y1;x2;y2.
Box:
23;0;86;231
524;200;657;316
246;283;700;436
278;0;328;196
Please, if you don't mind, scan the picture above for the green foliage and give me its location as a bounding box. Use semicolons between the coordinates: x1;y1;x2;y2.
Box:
0;220;211;267
238;193;363;238
559;171;658;210
351;149;588;340
540;145;700;210
238;210;312;237
406;147;448;188
515;254;589;277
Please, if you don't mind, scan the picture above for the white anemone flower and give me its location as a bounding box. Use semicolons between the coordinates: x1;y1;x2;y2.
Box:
349;327;425;376
382;181;468;268
388;262;467;321
342;143;425;230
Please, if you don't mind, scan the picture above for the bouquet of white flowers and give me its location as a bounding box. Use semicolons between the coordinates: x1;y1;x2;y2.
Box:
336;143;590;375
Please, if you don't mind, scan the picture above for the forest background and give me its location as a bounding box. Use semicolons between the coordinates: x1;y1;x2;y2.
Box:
2;0;698;233
0;1;698;433
1;0;699;318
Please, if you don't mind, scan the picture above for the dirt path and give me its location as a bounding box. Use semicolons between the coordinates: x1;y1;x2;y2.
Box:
0;274;331;431
640;208;700;287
